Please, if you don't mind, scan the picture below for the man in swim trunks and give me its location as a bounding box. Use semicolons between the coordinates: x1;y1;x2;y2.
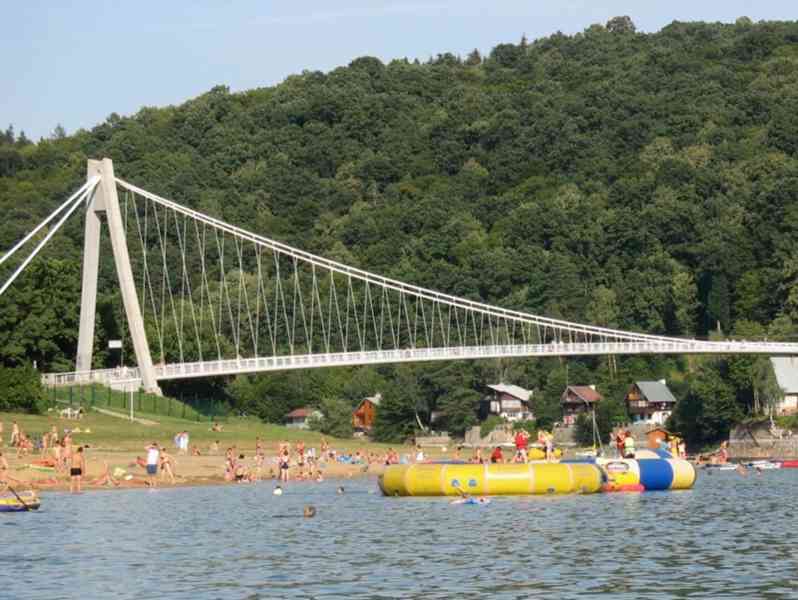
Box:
70;446;86;494
145;442;160;487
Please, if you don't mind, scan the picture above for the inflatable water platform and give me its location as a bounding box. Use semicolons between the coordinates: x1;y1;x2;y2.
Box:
378;462;604;497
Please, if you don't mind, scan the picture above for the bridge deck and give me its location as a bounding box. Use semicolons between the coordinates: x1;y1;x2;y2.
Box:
42;340;798;387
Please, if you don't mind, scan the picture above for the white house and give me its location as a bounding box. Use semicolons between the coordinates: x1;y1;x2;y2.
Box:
770;357;798;415
482;383;534;422
284;407;323;429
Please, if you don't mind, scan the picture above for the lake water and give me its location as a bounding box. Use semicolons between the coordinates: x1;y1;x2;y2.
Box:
3;469;798;599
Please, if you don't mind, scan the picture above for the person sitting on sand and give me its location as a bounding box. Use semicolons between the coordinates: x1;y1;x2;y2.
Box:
91;460;121;488
209;440;220;454
191;445;201;457
234;454;252;483
210;422;223;432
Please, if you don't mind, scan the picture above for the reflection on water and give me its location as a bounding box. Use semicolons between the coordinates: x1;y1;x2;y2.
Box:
4;469;798;599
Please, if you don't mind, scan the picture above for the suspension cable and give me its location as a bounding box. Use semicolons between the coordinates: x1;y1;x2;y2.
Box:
0;180;98;296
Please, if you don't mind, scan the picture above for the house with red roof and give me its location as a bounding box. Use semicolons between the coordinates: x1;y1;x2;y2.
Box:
285;407;323;429
560;385;603;426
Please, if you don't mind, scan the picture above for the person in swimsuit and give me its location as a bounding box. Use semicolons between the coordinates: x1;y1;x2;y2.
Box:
160;447;176;485
70;446;86;494
145;442;160;488
234;454;250;482
490;446;503;464
0;451;8;484
279;449;290;482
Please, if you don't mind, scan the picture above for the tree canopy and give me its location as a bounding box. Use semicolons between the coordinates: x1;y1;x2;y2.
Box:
2;19;798;436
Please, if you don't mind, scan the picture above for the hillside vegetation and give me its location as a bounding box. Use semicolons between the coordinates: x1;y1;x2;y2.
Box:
2;17;798;445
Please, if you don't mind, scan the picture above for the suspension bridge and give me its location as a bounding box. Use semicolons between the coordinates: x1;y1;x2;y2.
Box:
2;158;797;394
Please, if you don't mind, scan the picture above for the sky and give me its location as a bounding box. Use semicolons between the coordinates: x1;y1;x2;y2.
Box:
1;0;795;140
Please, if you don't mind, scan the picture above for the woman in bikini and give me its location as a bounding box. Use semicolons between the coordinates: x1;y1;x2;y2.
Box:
160;447;176;485
279;448;290;482
70;446;86;494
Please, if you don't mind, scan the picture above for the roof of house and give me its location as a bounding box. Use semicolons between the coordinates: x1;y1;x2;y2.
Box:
633;381;677;404
285;407;316;419
771;357;798;393
486;383;532;402
357;393;382;408
562;385;603;404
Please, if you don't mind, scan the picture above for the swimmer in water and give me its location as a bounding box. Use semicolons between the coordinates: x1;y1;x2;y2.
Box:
304;505;316;518
337;486;344;494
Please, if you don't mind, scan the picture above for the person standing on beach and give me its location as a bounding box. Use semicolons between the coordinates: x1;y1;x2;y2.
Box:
0;450;9;486
70;446;86;494
160;446;176;485
279;447;290;482
623;431;636;458
145;442;160;487
10;421;19;447
515;429;529;463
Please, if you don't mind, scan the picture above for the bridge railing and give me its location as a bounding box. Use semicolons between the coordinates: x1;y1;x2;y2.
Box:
41;339;798;386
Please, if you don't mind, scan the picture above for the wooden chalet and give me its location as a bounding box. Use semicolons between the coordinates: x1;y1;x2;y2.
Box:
560;385;603;426
480;383;533;422
624;380;676;426
352;393;381;431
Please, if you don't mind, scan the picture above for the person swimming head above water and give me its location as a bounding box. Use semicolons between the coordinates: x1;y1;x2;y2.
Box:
303;505;316;518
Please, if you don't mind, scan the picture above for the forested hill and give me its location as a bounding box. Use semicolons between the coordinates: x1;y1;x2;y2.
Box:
1;18;798;441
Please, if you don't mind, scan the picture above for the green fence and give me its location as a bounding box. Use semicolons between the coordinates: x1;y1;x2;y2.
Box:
47;384;231;422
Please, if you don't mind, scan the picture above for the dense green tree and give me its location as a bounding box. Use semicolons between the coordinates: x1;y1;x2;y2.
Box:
670;362;742;447
0;363;45;413
3;21;798;442
309;397;354;439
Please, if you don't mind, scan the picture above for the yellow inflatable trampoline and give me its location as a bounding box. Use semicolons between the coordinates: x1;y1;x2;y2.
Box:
378;462;604;497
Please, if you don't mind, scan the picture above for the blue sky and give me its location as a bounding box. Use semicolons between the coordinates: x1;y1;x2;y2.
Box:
2;1;794;140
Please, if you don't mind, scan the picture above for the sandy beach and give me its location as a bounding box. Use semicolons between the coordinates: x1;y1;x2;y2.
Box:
3;446;389;493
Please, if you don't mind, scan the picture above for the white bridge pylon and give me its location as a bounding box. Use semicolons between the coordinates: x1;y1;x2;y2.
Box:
9;158;794;391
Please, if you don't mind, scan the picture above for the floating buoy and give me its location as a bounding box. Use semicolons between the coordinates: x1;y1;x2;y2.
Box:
273;486;283;496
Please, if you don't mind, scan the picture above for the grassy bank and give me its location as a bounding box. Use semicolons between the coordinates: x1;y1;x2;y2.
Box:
0;409;399;454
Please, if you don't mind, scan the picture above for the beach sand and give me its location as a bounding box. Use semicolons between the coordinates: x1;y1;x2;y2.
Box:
3;445;390;493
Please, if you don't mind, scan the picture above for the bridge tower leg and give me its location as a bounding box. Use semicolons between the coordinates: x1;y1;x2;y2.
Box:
76;158;160;394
